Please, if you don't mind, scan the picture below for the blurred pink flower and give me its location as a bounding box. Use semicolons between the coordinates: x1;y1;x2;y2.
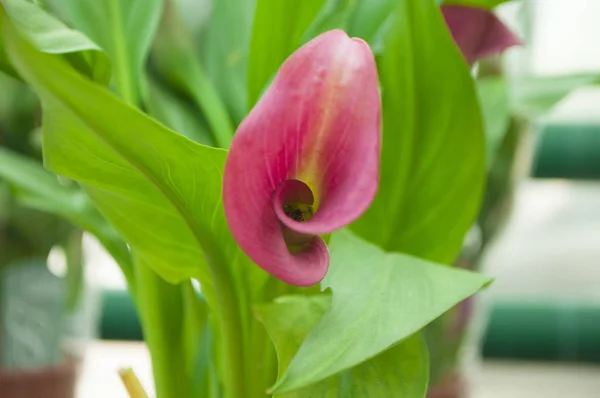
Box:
442;5;522;64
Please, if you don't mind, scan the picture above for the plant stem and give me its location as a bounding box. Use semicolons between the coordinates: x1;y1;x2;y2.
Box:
135;258;192;398
208;254;246;398
246;317;276;398
108;0;136;106
63;229;84;312
119;368;149;398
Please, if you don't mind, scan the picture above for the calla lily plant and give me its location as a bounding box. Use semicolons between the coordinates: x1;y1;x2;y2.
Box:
0;0;520;397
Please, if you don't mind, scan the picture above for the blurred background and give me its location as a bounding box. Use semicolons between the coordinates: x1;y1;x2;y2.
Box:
1;0;599;397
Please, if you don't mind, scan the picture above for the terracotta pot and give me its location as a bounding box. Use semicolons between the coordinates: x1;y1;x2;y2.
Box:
0;360;77;398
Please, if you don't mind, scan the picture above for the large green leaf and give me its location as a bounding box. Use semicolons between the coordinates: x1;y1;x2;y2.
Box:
477;77;510;169
2;11;264;395
350;0;485;264
0;0;109;83
2;5;225;290
150;0;233;148
247;0;325;107
256;295;331;376
201;0;254;124
0;147;132;285
271;230;491;393
61;0;162;105
256;294;429;397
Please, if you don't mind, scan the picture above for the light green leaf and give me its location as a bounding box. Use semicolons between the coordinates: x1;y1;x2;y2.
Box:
302;0;356;41
271;230;491;393
247;0;325;107
2;12;261;394
257;294;429;397
145;78;214;146
477;77;510;169
201;0;254;124
0;0;110;83
351;0;485;265
346;0;394;49
511;73;600;117
280;339;428;398
2;7;224;288
62;0;162;105
150;0;233;148
256;295;332;376
0;147;133;287
0;148;78;215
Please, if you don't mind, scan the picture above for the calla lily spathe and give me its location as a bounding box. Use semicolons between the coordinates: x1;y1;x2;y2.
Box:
223;30;381;286
442;5;521;64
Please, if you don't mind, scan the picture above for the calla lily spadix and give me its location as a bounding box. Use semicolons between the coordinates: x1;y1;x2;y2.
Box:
442;5;521;65
223;30;381;286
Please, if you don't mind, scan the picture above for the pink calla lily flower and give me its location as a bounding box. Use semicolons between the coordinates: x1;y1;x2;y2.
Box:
442;5;521;64
223;30;380;286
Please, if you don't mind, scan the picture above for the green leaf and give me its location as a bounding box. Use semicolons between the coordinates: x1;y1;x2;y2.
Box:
511;73;600;117
0;147;133;288
350;0;485;264
346;0;394;49
0;148;78;215
61;0;162;105
0;0;110;83
281;339;428;398
256;295;332;376
271;230;491;393
2;7;223;288
302;0;357;41
477;77;510;169
150;0;233;148
201;0;254;124
247;0;325;107
257;294;429;397
144;78;214;146
2;13;261;395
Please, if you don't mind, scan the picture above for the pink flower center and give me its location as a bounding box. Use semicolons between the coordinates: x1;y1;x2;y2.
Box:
274;179;318;250
282;202;314;222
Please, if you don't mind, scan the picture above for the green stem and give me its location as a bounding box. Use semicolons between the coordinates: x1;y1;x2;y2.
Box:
208;253;246;398
189;69;233;149
263;339;277;393
158;1;233;148
247;317;276;398
63;229;84;312
108;0;136;106
135;258;191;398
